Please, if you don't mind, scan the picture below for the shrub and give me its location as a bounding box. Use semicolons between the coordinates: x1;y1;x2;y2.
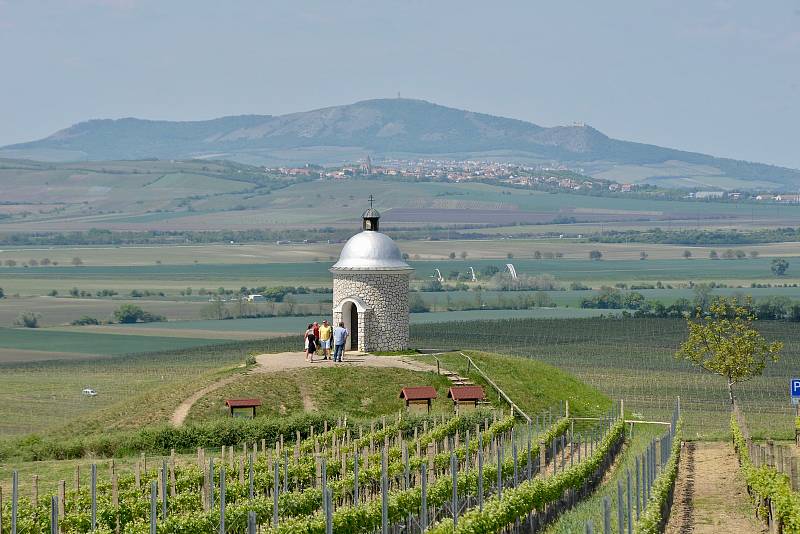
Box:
14;311;41;328
71;315;100;326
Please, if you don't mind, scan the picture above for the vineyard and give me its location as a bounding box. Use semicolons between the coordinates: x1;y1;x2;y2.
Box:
411;317;800;439
0;397;691;533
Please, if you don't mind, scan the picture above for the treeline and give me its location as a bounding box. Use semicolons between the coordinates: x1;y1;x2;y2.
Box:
581;286;800;321
590;227;800;245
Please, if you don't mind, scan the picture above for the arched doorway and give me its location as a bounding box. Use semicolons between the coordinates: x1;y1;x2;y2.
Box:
341;300;358;351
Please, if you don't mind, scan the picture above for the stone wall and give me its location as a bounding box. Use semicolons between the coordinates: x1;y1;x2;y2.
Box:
332;271;410;351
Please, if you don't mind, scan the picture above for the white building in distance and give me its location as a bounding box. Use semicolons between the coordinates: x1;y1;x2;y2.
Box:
331;205;412;351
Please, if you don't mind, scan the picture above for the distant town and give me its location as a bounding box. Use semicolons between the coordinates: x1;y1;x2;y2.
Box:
274;157;800;203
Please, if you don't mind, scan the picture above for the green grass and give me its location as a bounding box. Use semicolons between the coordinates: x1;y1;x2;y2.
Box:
411;351;612;418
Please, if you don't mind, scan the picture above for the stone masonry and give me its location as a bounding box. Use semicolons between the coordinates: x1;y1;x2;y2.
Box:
332;271;410;352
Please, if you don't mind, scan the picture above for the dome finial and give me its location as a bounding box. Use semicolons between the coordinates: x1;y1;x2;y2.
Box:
362;195;380;231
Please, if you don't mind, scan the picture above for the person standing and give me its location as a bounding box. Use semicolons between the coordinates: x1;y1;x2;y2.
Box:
332;321;348;362
304;323;317;363
318;319;333;360
312;321;320;357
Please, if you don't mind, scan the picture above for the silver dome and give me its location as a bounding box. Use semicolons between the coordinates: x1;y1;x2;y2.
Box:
331;231;413;271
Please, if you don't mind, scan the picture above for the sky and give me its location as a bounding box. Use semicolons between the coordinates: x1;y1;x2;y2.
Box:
1;0;799;168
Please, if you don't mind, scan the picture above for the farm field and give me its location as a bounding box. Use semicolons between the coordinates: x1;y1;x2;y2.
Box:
411;317;800;440
1;256;798;298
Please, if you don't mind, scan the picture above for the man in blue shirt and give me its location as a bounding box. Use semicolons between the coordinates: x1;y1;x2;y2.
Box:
332;322;349;362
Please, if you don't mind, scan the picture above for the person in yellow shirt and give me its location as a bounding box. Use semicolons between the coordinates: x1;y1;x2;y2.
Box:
318;319;333;360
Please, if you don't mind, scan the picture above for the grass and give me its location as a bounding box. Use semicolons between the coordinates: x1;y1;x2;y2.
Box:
411;318;800;440
411;351;612;418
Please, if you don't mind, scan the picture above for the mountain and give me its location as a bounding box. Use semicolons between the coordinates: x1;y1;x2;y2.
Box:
3;98;799;190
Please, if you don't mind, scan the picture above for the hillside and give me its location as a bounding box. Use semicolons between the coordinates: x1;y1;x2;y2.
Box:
3;98;799;190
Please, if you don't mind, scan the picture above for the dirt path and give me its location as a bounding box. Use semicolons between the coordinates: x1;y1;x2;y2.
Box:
665;441;764;534
170;351;444;425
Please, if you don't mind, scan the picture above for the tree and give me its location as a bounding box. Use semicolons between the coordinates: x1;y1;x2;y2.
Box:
506;252;514;259
448;252;456;259
709;250;719;260
201;296;229;320
749;251;759;259
533;251;542;260
15;312;40;328
677;297;782;404
409;293;430;313
771;258;790;276
459;251;468;260
589;250;603;261
113;304;165;324
639;251;648;261
0;287;4;299
4;259;16;267
682;250;692;260
71;257;83;266
692;284;713;311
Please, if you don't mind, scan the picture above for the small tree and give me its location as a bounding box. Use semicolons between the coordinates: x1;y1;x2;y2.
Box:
114;304;145;324
676;297;782;404
72;257;83;266
589;250;603;261
15;312;41;328
682;250;692;260
709;250;719;260
749;251;759;259
448;252;456;259
459;251;468;260
771;258;790;276
506;252;514;259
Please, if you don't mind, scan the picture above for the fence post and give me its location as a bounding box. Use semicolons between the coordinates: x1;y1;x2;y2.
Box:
354;449;360;504
603;496;612;534
322;457;328;524
498;437;504;499
635;457;640;519
617;480;624;534
325;488;333;534
161;460;167;520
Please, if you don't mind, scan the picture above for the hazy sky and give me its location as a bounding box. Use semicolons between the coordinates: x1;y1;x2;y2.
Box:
1;0;799;167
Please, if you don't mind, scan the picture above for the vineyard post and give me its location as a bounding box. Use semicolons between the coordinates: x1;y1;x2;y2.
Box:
451;452;458;528
272;461;279;527
635;457;640;519
513;439;519;486
219;466;226;534
32;474;38;508
354;450;359;504
465;430;471;472
381;446;388;534
50;495;58;534
570;434;574;467
58;481;65;521
283;451;288;492
325;488;333;534
539;442;546;474
478;445;484;512
112;474;119;534
135;461;140;490
91;463;97;531
0;486;3;534
497;436;504;498
75;465;80;493
248;453;254;499
586;519;594;533
626;470;632;534
552;437;557;475
526;421;532;480
11;470;18;533
170;452;176;498
603;495;611;534
421;463;428;530
617;480;624;534
149;481;156;534
247;511;256;534
209;458;215;510
161;459;167;520
321;457;328;521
